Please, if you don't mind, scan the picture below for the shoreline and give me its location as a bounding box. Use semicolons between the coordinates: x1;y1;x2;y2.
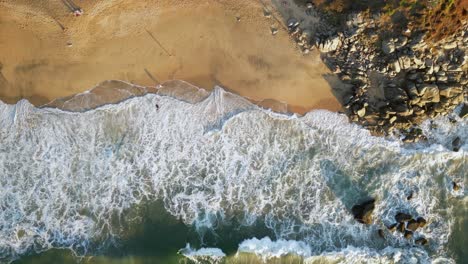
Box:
0;0;345;115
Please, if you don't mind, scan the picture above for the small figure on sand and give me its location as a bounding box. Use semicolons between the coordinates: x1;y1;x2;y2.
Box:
61;0;84;17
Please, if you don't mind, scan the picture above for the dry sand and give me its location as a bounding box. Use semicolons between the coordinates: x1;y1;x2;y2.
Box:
0;0;343;114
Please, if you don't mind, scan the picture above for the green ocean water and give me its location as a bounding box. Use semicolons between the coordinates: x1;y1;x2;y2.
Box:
1;87;466;263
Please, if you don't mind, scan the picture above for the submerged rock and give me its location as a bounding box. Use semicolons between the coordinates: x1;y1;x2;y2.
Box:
387;223;398;232
404;230;413;239
406;219;419;231
415;237;429;246
416;217;427;227
351;199;375;224
377;229;385;239
452;181;461;191
395;212;412;223
452;137;461;152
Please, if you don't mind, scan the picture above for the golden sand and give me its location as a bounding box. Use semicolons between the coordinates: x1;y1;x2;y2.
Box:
0;0;343;114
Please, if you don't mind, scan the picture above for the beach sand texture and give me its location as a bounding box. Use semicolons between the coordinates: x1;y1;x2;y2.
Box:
0;0;343;113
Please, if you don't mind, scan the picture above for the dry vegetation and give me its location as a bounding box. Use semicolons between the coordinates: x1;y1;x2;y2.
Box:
296;0;467;40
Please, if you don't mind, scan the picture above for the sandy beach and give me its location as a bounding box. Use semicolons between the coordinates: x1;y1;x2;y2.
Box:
0;0;342;114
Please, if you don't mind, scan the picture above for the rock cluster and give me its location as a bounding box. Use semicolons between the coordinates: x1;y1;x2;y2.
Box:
351;198;375;224
387;212;428;245
321;17;467;140
287;4;467;140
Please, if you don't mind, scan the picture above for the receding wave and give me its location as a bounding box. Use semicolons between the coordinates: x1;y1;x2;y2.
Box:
0;80;466;263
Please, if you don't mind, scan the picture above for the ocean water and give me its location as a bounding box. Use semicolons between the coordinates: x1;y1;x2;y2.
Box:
0;83;466;264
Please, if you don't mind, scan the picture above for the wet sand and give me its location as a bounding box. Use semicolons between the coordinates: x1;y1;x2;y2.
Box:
0;0;342;114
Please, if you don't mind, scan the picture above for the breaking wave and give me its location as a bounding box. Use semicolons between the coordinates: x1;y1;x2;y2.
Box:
0;81;466;263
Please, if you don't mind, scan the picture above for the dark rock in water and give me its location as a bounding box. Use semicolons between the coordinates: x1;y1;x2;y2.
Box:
397;222;406;233
378;229;385;239
416;217;427;227
459;103;468;119
351;199;375;224
395;212;412;222
407;191;414;200
387;223;398;232
452;137;461;152
415;237;429;245
406;219;419;231
452;181;460;191
404;230;413;239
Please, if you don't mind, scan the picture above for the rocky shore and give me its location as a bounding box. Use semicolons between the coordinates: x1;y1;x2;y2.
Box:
282;1;467;143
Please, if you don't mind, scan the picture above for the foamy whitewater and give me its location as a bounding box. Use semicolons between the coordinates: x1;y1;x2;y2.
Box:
0;86;466;263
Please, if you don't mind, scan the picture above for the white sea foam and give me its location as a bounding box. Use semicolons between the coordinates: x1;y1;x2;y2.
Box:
179;244;225;263
0;87;466;263
238;237;311;259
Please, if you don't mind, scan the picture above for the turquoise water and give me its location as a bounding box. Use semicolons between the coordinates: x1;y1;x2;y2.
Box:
0;84;466;263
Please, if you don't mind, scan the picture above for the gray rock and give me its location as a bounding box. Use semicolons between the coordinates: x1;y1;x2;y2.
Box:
382;39;395;54
459;103;468;118
452;137;461;152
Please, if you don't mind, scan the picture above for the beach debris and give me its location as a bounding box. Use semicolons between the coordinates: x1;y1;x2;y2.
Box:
351;198;375;224
263;8;271;18
395;212;412;223
236;15;241;22
66;41;73;47
452;137;461;152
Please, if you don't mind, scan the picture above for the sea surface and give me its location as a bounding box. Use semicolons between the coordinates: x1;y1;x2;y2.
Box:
0;82;466;263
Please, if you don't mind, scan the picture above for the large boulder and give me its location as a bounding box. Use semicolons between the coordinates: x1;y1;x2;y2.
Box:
406;219;420;231
438;85;462;98
351;199;375;224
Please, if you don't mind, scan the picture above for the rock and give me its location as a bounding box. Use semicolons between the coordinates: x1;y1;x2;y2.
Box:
397;222;405;233
395;212;412;222
416;217;427;227
459;103;468;118
452;137;461;152
407;191;414;200
404;230;414;239
287;18;299;29
378;229;385;238
382;39;395;54
392;103;413;116
356;107;366;118
452;181;460;191
443;42;457;50
351;198;375;224
438;85;462;97
320;36;341;52
406;219;420;231
387;223;398;232
392;60;401;73
385;87;408;102
398;56;412;69
389;116;397;124
419;84;440;103
415;237;428;246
